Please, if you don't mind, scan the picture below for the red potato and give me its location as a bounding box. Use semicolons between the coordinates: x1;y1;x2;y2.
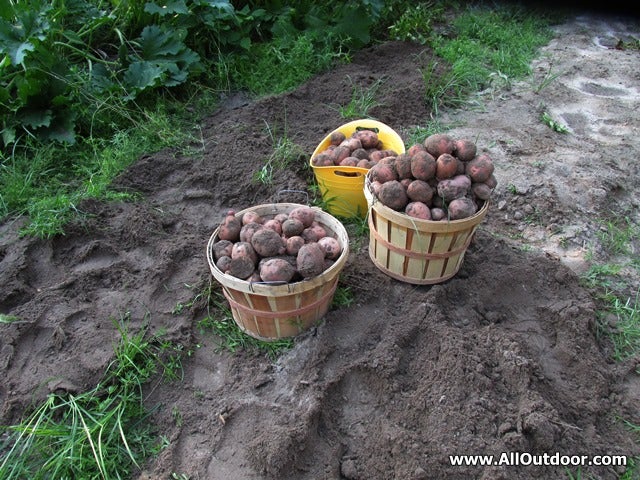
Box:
410;151;437;181
353;129;379;149
368;180;383;197
407;143;427;156
436;153;458;180
288;206;316;228
377;180;409;211
274;213;289;224
312;152;334;167
317;236;342;260
218;212;241;242
405;201;432;220
453;138;477;162
447;197;478;220
285;236;305;256
340;137;362;151
301;224;327;243
357;159;374;169
466;154;495;183
485;174;498;189
394;153;413;180
239;222;263;243
251;228;285;257
241;211;263;226
430;207;446;221
330;131;346;146
216;255;232;273
332;145;352;165
263;219;282;235
339;156;359;167
259;258;295;283
351;148;369;160
437;174;472;201
400;178;413;190
231;241;258;265
227;256;255;280
406;179;434;204
424;133;455;157
369;149;398;163
212;240;233;261
471;183;493;201
296;242;326;278
282;218;305;238
368;163;398;184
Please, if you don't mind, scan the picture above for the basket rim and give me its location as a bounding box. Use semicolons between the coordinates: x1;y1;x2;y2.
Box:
206;203;350;296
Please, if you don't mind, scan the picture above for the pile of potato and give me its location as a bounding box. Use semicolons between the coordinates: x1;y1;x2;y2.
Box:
211;206;343;283
367;133;497;221
311;128;398;168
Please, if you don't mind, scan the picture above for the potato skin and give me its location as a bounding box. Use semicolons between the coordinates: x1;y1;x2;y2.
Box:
394;153;413;180
406;179;434;205
437;175;471;201
436;153;459;180
218;214;241;242
288;206;316;228
259;258;295;283
212;240;233;261
353;129;379;149
239;222;263;243
377;180;409;211
282;218;304;238
447;197;478;220
285;236;305;256
369;163;398;184
296;243;326;278
405;201;432;220
424;133;455;157
410;151;437;181
317;236;342;260
329;131;346;146
227;256;256;279
466;154;495;183
251;228;285;257
453;138;477;162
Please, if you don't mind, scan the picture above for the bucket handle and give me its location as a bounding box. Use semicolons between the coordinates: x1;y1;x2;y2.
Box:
355;126;380;133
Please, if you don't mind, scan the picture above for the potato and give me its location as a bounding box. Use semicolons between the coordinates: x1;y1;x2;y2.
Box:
353;129;379;149
424;133;455;157
329;131;346;146
340;137;362;151
239;222;263;243
406;179;434;204
231;241;258;265
357;159;374;169
259;258;295;283
312;152;334;167
296;242;326;278
317;236;342;260
370;149;398;163
453;138;477;162
368;163;397;184
407;143;427;157
351;148;369;160
227;256;255;280
471;183;493;201
437;175;471;201
394;153;413;180
301;224;327;243
263;219;282;235
216;255;232;273
339;156;359;167
368;180;383;197
212;239;233;261
281;218;304;238
400;178;413;190
285;236;305;256
218;212;241;242
485;174;498;189
274;213;289;224
242;211;263;226
332;145;352;165
405;201;432;220
251;228;285;257
466;154;495;183
377;180;408;211
430;207;446;221
447;197;478;220
436;153;458;180
288;206;316;228
410;151;437;181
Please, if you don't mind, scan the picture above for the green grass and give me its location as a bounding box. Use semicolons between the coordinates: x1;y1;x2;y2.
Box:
253;119;305;186
0;316;184;479
335;76;386;119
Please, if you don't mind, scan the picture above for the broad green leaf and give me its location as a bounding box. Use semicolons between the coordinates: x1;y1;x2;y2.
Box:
38;110;76;144
18;108;51;129
2;125;16;146
138;25;184;59
0;5;50;65
144;1;189;16
123;60;164;93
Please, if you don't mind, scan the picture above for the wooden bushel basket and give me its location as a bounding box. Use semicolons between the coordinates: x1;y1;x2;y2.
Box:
364;180;489;285
206;203;349;341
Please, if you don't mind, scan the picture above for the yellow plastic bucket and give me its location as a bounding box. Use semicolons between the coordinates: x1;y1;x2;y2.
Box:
310;119;405;218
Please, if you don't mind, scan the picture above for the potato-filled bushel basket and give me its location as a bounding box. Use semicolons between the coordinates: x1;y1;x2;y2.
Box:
364;180;489;285
206;203;349;341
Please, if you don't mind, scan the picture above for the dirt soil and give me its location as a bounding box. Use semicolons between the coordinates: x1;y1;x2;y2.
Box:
1;10;640;480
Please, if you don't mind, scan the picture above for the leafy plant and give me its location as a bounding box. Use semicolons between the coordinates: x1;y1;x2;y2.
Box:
541;111;569;133
336;76;385;119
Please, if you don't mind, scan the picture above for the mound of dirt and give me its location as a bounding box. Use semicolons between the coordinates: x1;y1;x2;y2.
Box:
1;10;639;480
